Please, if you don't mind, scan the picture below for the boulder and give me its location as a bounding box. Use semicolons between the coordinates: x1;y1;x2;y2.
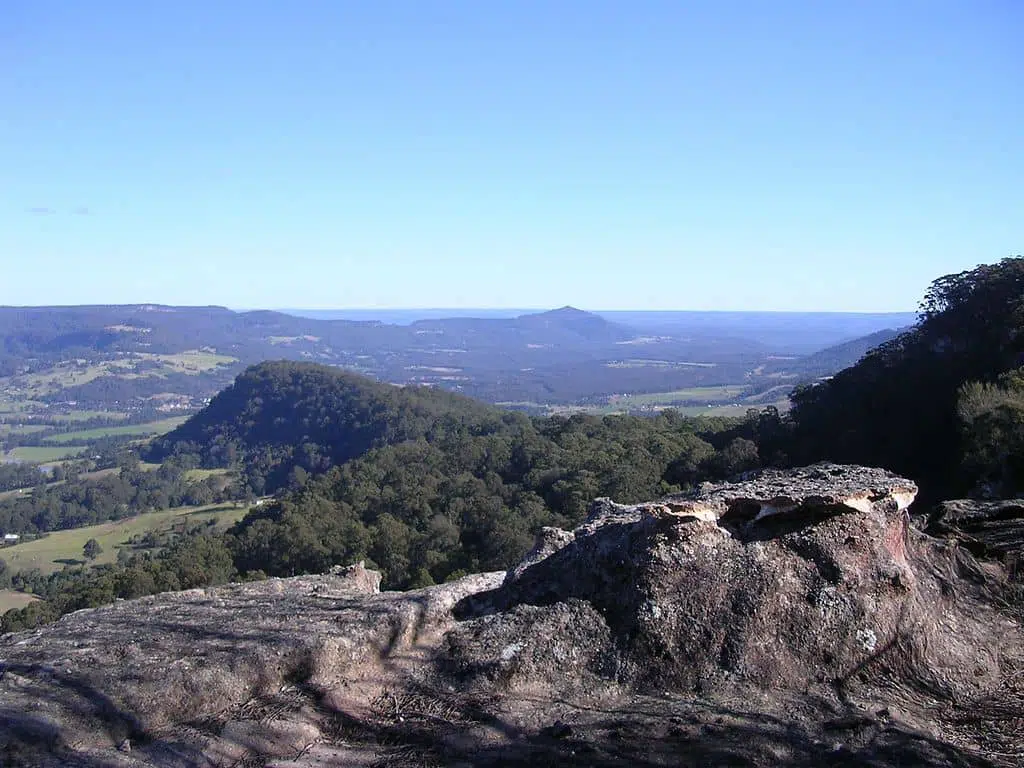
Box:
455;464;1002;697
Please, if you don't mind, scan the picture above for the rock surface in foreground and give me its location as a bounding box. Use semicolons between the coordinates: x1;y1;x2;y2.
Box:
1;464;1022;767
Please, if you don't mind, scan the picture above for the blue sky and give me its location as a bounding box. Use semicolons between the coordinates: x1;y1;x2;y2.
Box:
1;1;1020;311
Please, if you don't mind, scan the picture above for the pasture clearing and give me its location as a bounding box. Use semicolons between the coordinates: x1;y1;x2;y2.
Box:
0;351;236;400
42;416;188;444
2;446;84;464
0;589;40;614
0;503;250;577
612;385;747;407
50;410;129;422
148;351;237;373
0;423;48;436
184;468;231;481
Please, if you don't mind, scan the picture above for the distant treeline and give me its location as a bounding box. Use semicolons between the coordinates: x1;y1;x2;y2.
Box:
0;463;53;493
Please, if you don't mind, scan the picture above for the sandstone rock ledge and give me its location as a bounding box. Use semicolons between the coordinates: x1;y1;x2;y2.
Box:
2;464;1023;767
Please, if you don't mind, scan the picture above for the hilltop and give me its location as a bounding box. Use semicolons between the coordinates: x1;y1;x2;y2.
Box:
145;360;499;493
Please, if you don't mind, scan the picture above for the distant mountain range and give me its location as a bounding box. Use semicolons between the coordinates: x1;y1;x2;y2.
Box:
281;308;918;354
0;304;911;413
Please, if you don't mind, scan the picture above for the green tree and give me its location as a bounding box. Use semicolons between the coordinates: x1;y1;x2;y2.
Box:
83;538;103;561
958;369;1024;495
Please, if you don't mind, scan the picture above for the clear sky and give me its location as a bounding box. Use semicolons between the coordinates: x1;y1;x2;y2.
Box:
1;1;1020;311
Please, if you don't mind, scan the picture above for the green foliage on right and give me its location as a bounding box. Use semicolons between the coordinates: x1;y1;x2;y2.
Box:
790;255;1024;502
957;368;1024;496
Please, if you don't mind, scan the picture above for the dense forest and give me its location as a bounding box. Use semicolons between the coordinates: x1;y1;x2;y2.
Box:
4;256;1023;633
151;362;781;586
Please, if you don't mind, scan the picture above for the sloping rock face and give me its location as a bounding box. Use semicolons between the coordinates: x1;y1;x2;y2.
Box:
926;499;1024;562
0;567;505;767
2;465;1023;767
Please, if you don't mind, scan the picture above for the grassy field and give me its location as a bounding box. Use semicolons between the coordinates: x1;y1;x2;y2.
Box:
0;589;40;614
50;410;129;422
0;423;48;435
10;363;113;397
0;503;250;577
2;446;84;463
184;468;230;481
150;351;237;372
613;385;747;407
0;350;236;401
43;416;188;444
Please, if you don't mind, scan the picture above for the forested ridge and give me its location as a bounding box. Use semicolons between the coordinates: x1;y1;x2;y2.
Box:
151;360;778;586
790;256;1024;503
4;256;1024;633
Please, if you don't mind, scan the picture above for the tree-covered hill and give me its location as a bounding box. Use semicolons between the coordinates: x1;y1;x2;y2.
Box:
790;256;1024;502
145;361;501;493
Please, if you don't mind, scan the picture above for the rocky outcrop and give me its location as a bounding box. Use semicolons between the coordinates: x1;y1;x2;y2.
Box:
926;499;1024;563
2;465;1022;767
456;465;936;695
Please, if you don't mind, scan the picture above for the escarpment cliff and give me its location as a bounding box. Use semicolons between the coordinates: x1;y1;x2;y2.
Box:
2;465;1022;767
